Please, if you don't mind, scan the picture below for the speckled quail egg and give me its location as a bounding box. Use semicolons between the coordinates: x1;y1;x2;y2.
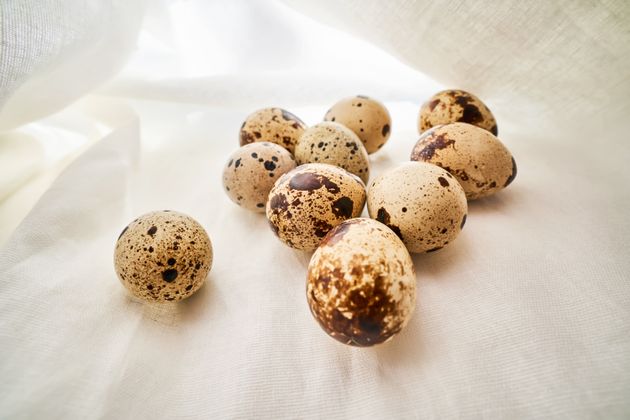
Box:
266;163;366;251
307;218;416;346
294;122;370;183
240;107;307;153
418;89;498;135
223;142;297;212
114;211;213;302
324;95;391;154
367;162;467;253
410;122;517;200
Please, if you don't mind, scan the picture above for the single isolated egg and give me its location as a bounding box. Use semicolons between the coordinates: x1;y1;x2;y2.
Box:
114;211;213;302
307;218;416;346
418;89;498;135
294;121;370;183
223;142;297;212
240;107;306;153
266;163;366;251
367;162;467;253
410;122;517;200
324;95;391;154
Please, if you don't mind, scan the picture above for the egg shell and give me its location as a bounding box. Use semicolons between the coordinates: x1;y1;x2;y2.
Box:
418;89;498;135
114;211;213;302
294;122;370;183
266;163;366;251
223;142;297;212
324;95;391;154
367;162;467;253
307;218;416;347
240;107;306;153
410;122;517;200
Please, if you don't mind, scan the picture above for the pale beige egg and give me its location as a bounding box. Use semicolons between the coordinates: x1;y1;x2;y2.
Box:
324;95;391;154
307;218;416;347
367;162;467;253
223;142;297;212
418;89;498;135
114;211;213;302
266;163;366;251
240;107;306;153
294;122;370;183
410;122;517;200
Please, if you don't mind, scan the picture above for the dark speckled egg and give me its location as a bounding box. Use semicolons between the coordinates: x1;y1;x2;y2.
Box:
223;142;296;212
307;218;416;346
114;211;213;302
418;89;498;135
266;163;366;251
240;107;306;154
410;122;516;200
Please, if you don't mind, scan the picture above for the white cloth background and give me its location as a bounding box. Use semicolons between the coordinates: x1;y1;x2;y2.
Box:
1;1;629;419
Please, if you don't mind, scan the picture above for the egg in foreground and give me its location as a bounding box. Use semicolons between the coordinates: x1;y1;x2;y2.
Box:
114;211;213;302
307;218;416;346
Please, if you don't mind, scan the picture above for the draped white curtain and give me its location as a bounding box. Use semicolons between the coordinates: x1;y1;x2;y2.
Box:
1;1;629;418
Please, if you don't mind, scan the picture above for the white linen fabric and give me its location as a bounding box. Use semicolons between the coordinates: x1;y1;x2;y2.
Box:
1;1;629;419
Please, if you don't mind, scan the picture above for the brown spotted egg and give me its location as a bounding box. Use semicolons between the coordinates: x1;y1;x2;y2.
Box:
410;122;517;200
266;163;366;251
367;162;467;253
223;142;297;212
294;122;370;183
114;211;213;302
307;218;416;346
240;107;307;153
324;95;391;154
419;89;498;135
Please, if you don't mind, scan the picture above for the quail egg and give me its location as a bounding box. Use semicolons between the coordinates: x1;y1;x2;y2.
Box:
266;163;366;251
410;122;516;200
114;211;213;302
367;162;467;253
240;107;306;153
294;122;370;183
223;142;297;212
419;89;497;135
324;95;391;154
307;218;416;346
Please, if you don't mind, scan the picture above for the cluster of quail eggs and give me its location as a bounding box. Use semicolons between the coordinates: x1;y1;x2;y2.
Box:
112;90;517;348
219;91;517;347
